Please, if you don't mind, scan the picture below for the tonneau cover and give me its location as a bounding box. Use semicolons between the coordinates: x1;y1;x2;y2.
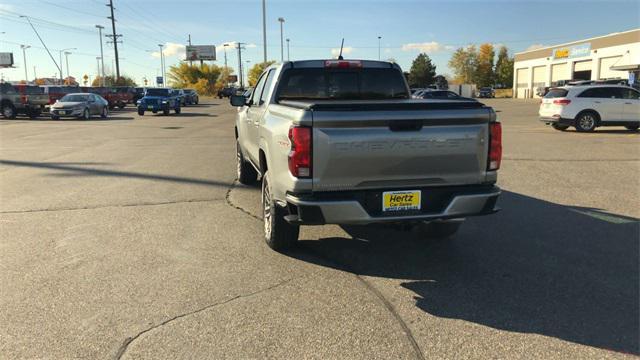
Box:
278;99;485;111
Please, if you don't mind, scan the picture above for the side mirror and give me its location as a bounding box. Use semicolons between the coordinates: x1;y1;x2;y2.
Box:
230;95;247;107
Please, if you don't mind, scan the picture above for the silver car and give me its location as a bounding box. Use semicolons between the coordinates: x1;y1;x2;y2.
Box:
50;93;109;120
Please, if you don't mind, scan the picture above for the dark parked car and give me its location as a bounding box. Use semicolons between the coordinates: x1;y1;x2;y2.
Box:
49;93;109;120
477;87;495;98
132;87;146;104
137;88;180;116
217;87;236;99
183;89;199;105
172;89;187;106
415;90;477;101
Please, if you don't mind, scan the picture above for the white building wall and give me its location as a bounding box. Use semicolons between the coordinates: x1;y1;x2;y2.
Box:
512;41;640;98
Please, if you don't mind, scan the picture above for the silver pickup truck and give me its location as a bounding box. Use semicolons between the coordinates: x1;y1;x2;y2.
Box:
232;60;502;251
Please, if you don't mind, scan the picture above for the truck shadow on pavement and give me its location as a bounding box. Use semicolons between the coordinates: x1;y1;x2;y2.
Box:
290;191;639;355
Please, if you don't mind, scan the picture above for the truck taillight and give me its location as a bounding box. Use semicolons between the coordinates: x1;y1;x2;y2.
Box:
488;122;502;171
553;99;571;106
288;126;312;178
20;95;28;104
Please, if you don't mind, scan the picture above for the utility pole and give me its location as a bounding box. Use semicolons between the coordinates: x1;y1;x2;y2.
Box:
106;0;122;81
278;17;285;62
262;0;267;63
286;38;290;61
236;42;245;89
95;25;105;86
33;66;37;80
378;36;382;60
64;52;71;81
223;43;228;69
20;45;30;82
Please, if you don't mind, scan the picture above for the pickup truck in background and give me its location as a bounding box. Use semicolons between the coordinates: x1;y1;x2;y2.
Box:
231;60;502;251
0;83;49;119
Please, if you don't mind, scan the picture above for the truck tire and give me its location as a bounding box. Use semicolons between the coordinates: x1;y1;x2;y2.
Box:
625;125;639;131
175;106;181;114
118;102;125;109
262;171;299;251
163;107;170;116
137;109;144;116
414;219;464;239
1;103;17;119
236;141;257;185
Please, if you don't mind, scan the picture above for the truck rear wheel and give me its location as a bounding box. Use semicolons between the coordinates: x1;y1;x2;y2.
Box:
1;103;17;119
236;141;257;185
262;171;299;251
414;219;464;239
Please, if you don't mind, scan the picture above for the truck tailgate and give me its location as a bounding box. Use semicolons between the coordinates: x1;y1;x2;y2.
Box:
310;102;494;192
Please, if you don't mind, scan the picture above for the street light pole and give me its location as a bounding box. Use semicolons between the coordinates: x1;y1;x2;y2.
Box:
286;38;290;61
262;0;267;63
96;57;101;84
20;45;30;82
64;51;71;81
378;36;381;61
95;25;105;86
58;47;76;84
158;44;165;86
278;17;285;62
223;43;229;69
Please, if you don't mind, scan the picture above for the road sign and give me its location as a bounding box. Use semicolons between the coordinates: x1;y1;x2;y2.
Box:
0;52;14;68
185;45;216;61
83;74;89;80
144;79;148;86
157;76;163;85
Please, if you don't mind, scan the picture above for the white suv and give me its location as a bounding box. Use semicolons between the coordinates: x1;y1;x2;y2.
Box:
539;85;639;132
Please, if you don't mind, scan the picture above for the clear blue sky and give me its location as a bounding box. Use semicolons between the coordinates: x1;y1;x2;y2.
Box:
0;0;638;84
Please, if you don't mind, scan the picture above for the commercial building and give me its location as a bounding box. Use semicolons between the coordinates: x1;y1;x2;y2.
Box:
513;29;639;98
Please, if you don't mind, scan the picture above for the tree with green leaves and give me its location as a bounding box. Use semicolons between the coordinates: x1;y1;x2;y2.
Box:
495;46;514;88
475;43;495;87
408;53;437;87
91;75;137;87
448;46;478;84
248;61;276;87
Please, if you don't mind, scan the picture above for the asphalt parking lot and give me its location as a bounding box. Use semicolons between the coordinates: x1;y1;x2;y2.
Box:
1;99;638;359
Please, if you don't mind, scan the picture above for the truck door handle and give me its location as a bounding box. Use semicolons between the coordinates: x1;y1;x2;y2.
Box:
594;101;601;103
625;102;632;105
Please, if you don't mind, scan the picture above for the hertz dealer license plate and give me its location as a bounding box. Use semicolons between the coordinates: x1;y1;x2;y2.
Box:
383;190;421;212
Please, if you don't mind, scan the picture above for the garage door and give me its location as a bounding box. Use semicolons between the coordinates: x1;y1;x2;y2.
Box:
532;66;546;97
574;60;592;72
599;56;627;79
516;68;529;98
551;63;569;83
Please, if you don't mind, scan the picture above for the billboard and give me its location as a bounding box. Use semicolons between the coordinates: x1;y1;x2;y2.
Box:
0;52;14;68
186;45;217;61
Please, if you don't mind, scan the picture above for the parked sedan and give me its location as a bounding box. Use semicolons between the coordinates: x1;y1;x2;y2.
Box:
50;93;109;120
172;89;187;106
415;90;477;101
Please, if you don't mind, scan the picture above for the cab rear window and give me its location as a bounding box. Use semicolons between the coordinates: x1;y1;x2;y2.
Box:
276;68;409;101
544;89;568;98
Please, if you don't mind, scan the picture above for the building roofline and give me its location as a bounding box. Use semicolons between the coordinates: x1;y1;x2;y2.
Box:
515;28;640;55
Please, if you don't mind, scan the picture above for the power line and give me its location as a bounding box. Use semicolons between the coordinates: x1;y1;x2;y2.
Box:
117;2;183;43
40;1;105;18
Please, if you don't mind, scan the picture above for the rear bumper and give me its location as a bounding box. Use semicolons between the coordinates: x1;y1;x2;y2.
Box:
539;116;574;126
285;185;501;225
